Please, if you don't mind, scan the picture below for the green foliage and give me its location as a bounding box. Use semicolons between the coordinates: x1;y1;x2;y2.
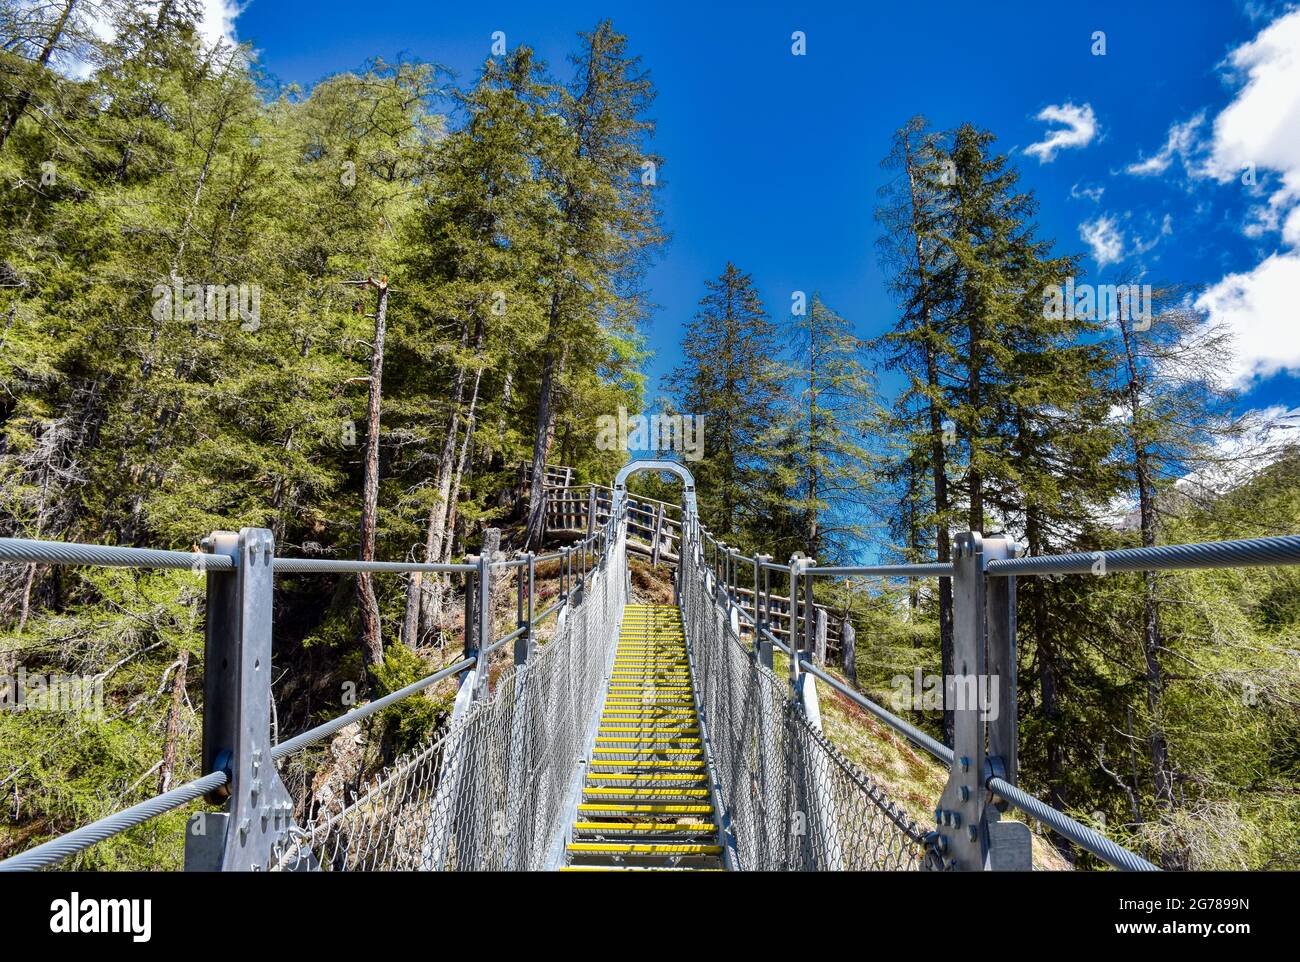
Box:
371;643;443;758
0;7;664;866
667;263;786;550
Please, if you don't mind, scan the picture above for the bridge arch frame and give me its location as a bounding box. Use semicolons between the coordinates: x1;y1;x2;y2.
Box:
612;458;697;520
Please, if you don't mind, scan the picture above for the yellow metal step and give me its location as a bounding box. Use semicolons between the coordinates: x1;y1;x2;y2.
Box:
573;822;718;833
578;804;713;815
598;727;700;734
586;773;708;781
559;866;722;872
582;787;711;797
567;842;722;855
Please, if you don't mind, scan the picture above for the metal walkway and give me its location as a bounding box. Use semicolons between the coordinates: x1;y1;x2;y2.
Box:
565;604;722;870
3;457;1298;872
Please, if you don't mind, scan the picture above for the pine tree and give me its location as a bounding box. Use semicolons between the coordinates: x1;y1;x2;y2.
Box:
785;294;879;561
873;115;961;740
523;20;663;546
666;262;784;545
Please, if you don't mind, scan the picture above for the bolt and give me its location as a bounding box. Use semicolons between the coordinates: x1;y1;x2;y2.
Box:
968;825;978;843
960;756;971;773
960;785;970;802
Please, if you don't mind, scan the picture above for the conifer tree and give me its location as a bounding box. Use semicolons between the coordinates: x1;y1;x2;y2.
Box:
523;20;663;546
785;294;878;561
667;262;784;546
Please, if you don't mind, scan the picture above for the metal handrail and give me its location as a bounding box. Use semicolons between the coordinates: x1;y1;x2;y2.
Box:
0;506;628;872
683;512;1174;871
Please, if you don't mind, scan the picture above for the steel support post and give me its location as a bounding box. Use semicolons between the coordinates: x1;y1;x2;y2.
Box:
933;532;985;870
461;556;480;693
474;552;492;699
983;534;1031;869
788;556;807;691
188;528;301;871
933;532;1031;870
756;556;773;669
515;552;535;666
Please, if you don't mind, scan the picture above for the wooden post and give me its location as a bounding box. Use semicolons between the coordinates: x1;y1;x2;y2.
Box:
651;503;664;567
840;618;857;684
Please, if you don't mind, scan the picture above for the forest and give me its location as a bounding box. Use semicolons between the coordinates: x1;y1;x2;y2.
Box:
1;1;1296;871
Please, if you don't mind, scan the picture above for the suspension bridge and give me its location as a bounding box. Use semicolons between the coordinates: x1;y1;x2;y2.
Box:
2;458;1298;872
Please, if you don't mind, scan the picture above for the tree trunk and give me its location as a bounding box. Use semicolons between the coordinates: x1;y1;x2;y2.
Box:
401;320;472;647
431;326;485;647
806;304;819;556
927;345;954;745
524;300;567;547
440;360;483;565
157;648;190;795
1026;507;1073;862
902;133;955;746
1117;314;1179;869
356;279;389;669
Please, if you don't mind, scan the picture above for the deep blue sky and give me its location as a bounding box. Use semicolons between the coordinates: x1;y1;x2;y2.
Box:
233;0;1300;417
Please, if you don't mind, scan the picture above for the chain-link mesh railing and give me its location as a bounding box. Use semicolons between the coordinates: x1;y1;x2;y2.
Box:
269;525;626;871
681;534;924;870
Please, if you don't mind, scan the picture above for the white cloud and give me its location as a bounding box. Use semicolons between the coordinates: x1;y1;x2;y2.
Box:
1070;182;1105;203
1024;103;1098;163
60;1;242;77
1195;251;1300;387
1125;113;1207;176
1191;9;1300;389
1133;213;1174;255
197;0;244;51
1079;214;1124;266
1202;8;1300;188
